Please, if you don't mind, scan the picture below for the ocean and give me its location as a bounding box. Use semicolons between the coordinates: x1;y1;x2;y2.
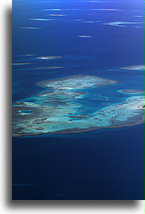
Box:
12;0;144;199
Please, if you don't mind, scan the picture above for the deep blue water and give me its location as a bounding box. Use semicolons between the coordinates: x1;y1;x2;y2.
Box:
12;0;143;199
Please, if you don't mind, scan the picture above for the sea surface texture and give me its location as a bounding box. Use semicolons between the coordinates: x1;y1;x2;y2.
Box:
12;0;144;199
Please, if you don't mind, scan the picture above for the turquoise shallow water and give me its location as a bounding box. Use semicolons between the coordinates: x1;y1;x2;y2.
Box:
12;0;144;199
13;75;144;136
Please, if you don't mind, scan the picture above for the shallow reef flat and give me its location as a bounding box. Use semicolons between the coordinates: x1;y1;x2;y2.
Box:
120;65;144;71
37;75;117;90
12;75;144;136
104;21;143;28
37;90;85;100
12;63;33;66
20;27;40;30
77;35;92;38
118;89;144;95
37;56;62;60
34;66;64;70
